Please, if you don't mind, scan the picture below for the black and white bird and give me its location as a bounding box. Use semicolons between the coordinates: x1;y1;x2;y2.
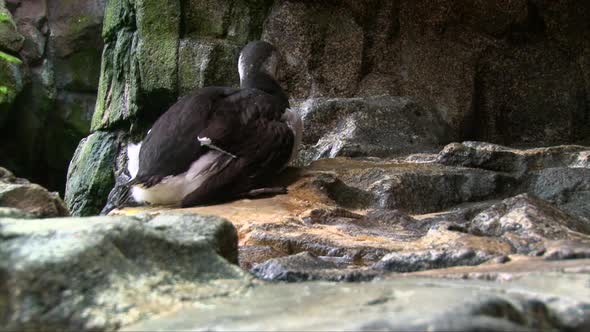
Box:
126;41;302;207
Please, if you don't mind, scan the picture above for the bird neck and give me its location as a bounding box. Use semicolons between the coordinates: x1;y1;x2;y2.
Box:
241;72;289;106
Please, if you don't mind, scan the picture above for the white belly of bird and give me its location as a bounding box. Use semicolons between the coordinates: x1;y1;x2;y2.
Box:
127;142;224;205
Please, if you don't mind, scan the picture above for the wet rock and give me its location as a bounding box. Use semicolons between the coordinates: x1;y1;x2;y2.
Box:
0;213;246;331
124;272;590;331
251;252;379;282
65;131;120;216
374;249;495;273
298;96;452;164
469;194;590;254
0;166;69;217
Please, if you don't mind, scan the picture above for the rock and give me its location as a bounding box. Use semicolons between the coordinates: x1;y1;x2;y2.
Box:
437;141;590;175
298;97;453;164
46;0;105;58
65;131;119;216
0;0;24;53
135;0;179;106
178;38;240;95
0;48;23;125
0;166;69;217
263;0;364;98
437;142;590;221
469;194;590;254
251;251;379;282
526;167;590;221
305;158;517;214
182;0;271;44
124;271;590;331
0;213;246;331
0;207;33;218
374;249;495;273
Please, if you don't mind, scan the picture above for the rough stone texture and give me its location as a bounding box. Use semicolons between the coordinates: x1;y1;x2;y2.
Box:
438;141;590;175
374;249;495;273
251;251;379;282
0;0;106;196
65;131;119;216
437;141;590;221
297;96;453;165
469;194;590;254
178;38;241;95
263;1;364;99
0;213;246;331
114;145;590;277
0;166;69;217
0;0;23;53
0;48;23;126
125;271;590;331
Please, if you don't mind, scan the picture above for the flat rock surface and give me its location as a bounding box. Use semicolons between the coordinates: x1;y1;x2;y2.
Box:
125;270;590;331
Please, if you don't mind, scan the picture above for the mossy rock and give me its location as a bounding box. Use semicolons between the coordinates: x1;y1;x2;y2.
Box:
65;131;119;216
0;2;24;53
136;0;179;97
102;0;136;42
0;51;23;126
92;31;140;131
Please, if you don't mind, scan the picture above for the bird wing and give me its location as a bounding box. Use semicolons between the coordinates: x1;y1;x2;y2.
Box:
135;87;239;186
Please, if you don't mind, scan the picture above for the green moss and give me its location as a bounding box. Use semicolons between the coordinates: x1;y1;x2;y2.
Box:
0;12;10;23
0;86;7;94
65;131;118;216
0;51;22;64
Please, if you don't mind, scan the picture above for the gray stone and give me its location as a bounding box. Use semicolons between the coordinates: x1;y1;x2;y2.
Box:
526;167;590;221
305;158;517;214
178;38;240;95
374;249;495;273
251;252;379;282
298;96;453;165
437;142;590;175
0;167;69;217
469;194;590;254
124;273;590;331
263;0;364;99
0;213;246;331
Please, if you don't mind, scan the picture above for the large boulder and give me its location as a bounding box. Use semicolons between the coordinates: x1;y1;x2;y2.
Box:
0;213;244;331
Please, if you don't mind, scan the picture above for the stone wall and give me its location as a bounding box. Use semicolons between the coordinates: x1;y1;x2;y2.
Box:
0;0;105;194
59;0;590;215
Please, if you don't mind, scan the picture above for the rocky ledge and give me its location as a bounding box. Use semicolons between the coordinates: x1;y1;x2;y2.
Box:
114;142;590;279
2;142;590;331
